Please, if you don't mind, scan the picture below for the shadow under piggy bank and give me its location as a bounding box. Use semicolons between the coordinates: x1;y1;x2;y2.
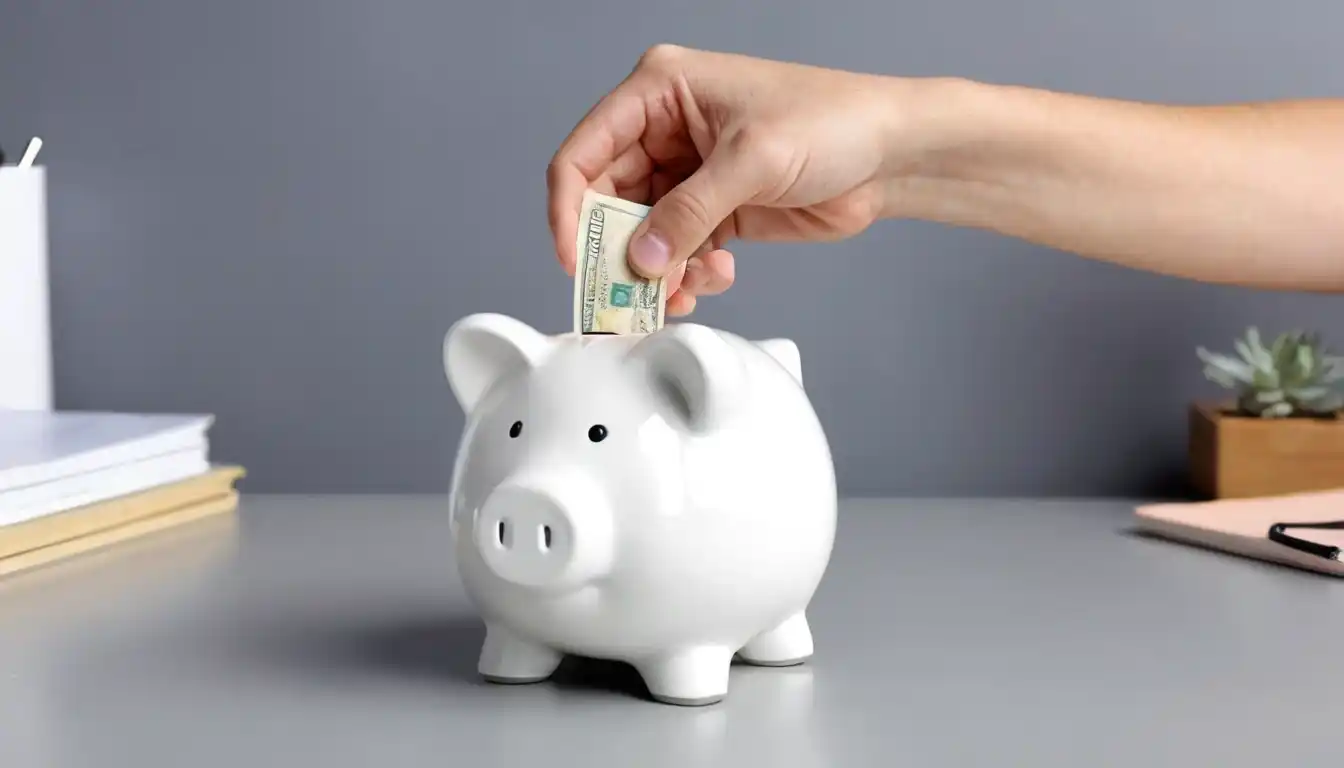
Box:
249;610;816;705
335;613;757;703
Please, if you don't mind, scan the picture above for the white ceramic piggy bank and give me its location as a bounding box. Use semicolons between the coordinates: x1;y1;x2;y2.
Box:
442;312;837;706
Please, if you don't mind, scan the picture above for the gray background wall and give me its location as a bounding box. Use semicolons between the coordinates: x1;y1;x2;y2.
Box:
2;1;1341;496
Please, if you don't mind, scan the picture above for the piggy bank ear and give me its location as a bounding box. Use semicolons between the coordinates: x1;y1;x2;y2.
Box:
443;313;550;412
628;323;746;432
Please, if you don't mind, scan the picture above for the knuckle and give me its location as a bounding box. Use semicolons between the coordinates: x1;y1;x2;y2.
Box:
728;125;795;173
545;155;565;187
638;43;684;72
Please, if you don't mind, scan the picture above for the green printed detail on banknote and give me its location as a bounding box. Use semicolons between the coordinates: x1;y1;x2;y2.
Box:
573;190;667;335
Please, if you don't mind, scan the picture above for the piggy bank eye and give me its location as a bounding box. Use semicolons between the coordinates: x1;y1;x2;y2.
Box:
587;424;608;442
509;420;523;438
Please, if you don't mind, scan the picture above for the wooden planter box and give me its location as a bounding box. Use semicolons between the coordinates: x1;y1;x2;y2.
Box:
1189;401;1344;499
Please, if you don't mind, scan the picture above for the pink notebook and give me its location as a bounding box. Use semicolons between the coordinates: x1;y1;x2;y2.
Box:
1134;490;1344;577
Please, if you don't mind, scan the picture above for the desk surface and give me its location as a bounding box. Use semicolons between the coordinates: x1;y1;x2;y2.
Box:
3;495;1344;767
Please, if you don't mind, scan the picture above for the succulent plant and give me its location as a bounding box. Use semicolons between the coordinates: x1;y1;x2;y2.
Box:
1196;327;1344;418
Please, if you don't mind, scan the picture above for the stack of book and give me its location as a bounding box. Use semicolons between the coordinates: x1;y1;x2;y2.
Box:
0;409;245;578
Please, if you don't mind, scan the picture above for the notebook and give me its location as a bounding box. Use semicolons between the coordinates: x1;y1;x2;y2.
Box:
0;409;212;525
0;491;239;578
0;465;244;559
1134;490;1344;577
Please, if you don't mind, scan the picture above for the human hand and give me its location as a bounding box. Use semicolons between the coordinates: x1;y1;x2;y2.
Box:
547;45;914;315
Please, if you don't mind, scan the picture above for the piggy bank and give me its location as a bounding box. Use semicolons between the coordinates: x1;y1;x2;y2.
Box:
442;312;837;706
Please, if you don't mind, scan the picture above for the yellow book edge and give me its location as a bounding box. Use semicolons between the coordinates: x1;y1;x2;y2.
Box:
0;491;241;578
0;465;246;559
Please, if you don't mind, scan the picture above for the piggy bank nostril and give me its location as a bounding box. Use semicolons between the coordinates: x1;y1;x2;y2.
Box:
496;519;511;548
540;525;553;551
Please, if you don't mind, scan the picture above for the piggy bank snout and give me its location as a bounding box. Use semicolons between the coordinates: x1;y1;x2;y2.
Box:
473;475;613;592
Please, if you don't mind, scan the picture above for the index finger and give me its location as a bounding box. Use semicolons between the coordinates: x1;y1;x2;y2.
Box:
547;72;656;274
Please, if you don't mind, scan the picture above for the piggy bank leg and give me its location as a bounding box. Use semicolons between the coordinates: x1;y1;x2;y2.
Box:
635;646;733;706
737;611;813;667
478;622;562;684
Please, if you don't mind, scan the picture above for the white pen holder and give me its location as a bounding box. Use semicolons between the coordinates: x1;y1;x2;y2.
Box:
0;166;53;411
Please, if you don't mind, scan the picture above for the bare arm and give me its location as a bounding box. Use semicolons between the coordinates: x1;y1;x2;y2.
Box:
547;47;1344;307
888;78;1344;290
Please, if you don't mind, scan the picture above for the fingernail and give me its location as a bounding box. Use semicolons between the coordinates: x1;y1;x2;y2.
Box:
629;230;670;275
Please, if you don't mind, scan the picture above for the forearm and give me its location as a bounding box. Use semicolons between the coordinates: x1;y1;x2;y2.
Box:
886;77;1344;290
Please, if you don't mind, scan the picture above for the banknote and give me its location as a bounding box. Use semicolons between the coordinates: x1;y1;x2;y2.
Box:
572;189;667;335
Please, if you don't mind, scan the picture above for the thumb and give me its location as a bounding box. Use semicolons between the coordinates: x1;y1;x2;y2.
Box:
627;146;764;278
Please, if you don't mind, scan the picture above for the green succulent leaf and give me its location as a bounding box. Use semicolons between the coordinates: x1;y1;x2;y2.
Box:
1199;326;1344;417
1234;338;1255;366
1287;385;1328;401
1255;389;1286;403
1264;400;1294;418
1252;367;1279;389
1270;331;1287;358
1296;344;1314;374
1246;326;1264;353
1197;348;1256;383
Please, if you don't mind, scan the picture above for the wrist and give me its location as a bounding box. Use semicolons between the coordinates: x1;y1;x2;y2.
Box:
872;75;1058;223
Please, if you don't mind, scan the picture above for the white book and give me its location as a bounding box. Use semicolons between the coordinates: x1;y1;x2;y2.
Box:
0;446;210;526
0;410;213;525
